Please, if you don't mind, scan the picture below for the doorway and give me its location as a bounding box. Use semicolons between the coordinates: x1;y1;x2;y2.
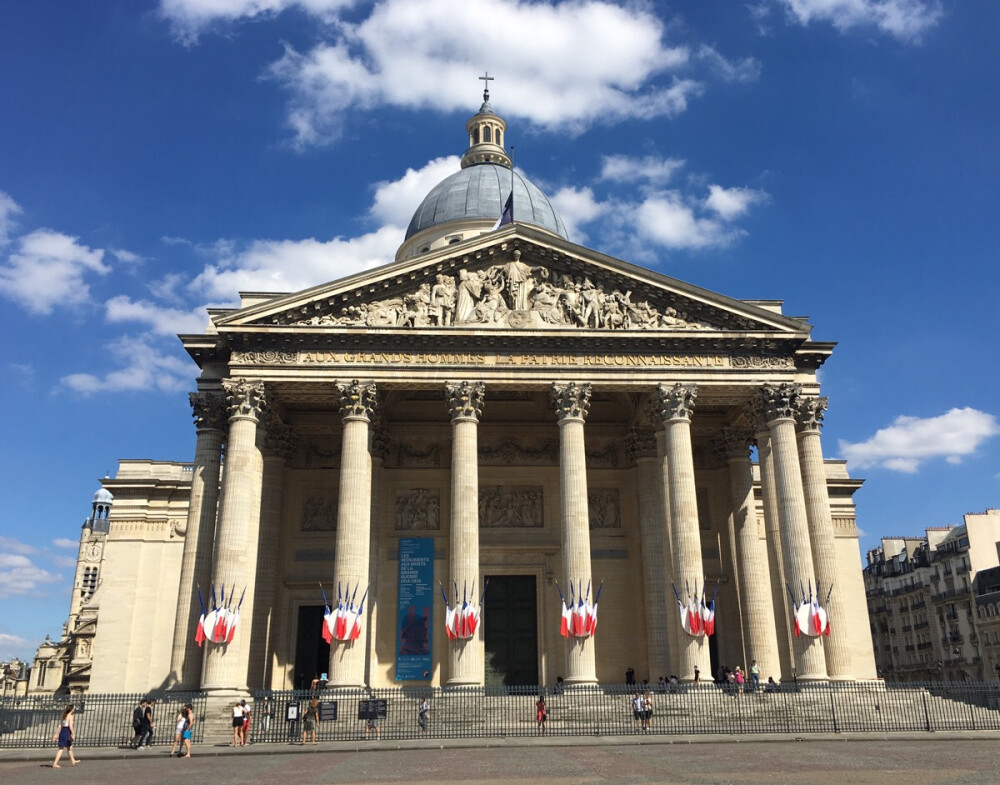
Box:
483;574;538;687
294;605;330;690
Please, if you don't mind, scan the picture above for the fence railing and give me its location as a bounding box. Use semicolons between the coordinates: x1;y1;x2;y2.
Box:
4;682;1000;748
0;692;207;749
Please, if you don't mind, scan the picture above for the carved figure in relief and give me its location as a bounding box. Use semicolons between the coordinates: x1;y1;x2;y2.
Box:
456;269;484;322
302;497;338;531
430;274;456;326
396;489;440;530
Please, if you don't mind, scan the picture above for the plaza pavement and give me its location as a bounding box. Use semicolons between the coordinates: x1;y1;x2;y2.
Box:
2;732;1000;784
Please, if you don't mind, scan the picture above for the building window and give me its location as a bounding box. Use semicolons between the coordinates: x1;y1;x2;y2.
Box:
483;127;492;143
81;566;98;600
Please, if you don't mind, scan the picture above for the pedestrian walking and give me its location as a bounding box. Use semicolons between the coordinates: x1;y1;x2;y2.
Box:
180;705;194;758
301;698;319;744
750;660;760;691
417;696;429;733
130;699;146;748
535;696;547;733
51;704;79;768
632;692;645;731
170;707;186;756
259;696;273;740
138;698;155;748
642;690;653;731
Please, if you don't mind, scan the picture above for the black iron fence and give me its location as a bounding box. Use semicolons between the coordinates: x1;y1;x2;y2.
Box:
4;682;1000;748
246;681;1000;743
0;692;207;749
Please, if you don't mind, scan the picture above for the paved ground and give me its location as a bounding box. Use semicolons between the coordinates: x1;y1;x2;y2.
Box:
3;733;1000;784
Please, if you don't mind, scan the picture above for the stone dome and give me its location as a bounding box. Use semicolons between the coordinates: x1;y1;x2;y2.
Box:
395;84;568;260
92;487;113;505
404;165;567;242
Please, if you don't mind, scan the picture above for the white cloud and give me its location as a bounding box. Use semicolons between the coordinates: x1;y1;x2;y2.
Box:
705;185;769;219
695;45;762;83
264;0;695;146
159;0;354;43
839;407;1000;473
549;186;608;245
105;294;209;335
0;553;61;597
0;229;109;315
0;632;32;660
0;537;39;556
632;191;738;250
60;335;194;395
775;0;943;41
52;538;78;550
0;190;22;245
368;156;460;227
600;155;686;186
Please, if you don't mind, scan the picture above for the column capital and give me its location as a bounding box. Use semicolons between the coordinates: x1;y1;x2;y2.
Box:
189;391;228;432
445;380;486;422
336;379;378;422
625;426;658;464
759;382;802;425
796;395;828;433
714;426;754;461
550;381;592;422
222;379;267;422
655;382;697;423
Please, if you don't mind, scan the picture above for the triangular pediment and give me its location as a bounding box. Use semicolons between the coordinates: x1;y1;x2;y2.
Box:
212;225;810;337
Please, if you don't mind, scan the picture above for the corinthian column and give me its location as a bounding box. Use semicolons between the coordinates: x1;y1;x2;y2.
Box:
446;381;486;686
797;396;853;680
716;427;781;682
250;415;295;689
169;392;227;689
655;383;711;682
202;379;267;692
760;383;827;681
627;426;671;680
550;382;597;685
328;380;377;688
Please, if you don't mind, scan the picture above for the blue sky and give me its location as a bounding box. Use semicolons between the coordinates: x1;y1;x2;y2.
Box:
1;0;997;661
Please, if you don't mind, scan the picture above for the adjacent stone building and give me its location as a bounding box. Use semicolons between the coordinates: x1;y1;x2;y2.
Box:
864;508;1000;682
35;89;877;695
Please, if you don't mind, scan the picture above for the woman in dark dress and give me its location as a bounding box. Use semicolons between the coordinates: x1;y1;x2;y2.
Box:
51;704;79;768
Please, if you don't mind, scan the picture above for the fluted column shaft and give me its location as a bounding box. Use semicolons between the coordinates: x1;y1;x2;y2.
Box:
328;381;377;688
797;397;853;679
719;430;781;682
202;380;266;692
755;430;794;679
630;427;671;679
656;383;711;682
762;384;827;681
250;417;294;690
551;382;596;685
169;393;226;689
655;429;683;676
446;381;485;686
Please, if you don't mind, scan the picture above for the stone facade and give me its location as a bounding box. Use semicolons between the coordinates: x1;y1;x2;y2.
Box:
34;95;878;695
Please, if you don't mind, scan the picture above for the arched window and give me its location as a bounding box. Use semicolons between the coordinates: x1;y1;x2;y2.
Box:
473;129;480;144
483;126;492;143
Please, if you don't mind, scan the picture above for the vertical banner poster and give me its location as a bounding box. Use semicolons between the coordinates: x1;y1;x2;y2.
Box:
396;537;434;681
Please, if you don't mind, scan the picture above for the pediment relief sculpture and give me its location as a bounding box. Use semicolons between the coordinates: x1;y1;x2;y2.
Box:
280;250;731;332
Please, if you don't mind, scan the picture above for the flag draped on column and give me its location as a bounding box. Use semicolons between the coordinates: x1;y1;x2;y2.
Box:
672;582;717;638
556;580;602;639
321;581;368;643
787;580;831;637
198;582;247;644
439;580;486;640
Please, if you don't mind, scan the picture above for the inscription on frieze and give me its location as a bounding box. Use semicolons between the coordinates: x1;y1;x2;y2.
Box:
479;486;543;528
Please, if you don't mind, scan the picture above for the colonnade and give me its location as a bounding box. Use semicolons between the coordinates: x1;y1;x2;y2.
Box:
168;377;852;691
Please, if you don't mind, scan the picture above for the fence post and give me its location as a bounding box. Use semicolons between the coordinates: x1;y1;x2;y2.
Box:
830;690;838;733
922;691;931;732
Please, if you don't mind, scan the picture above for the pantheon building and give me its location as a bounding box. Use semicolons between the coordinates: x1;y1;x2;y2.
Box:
44;90;876;697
